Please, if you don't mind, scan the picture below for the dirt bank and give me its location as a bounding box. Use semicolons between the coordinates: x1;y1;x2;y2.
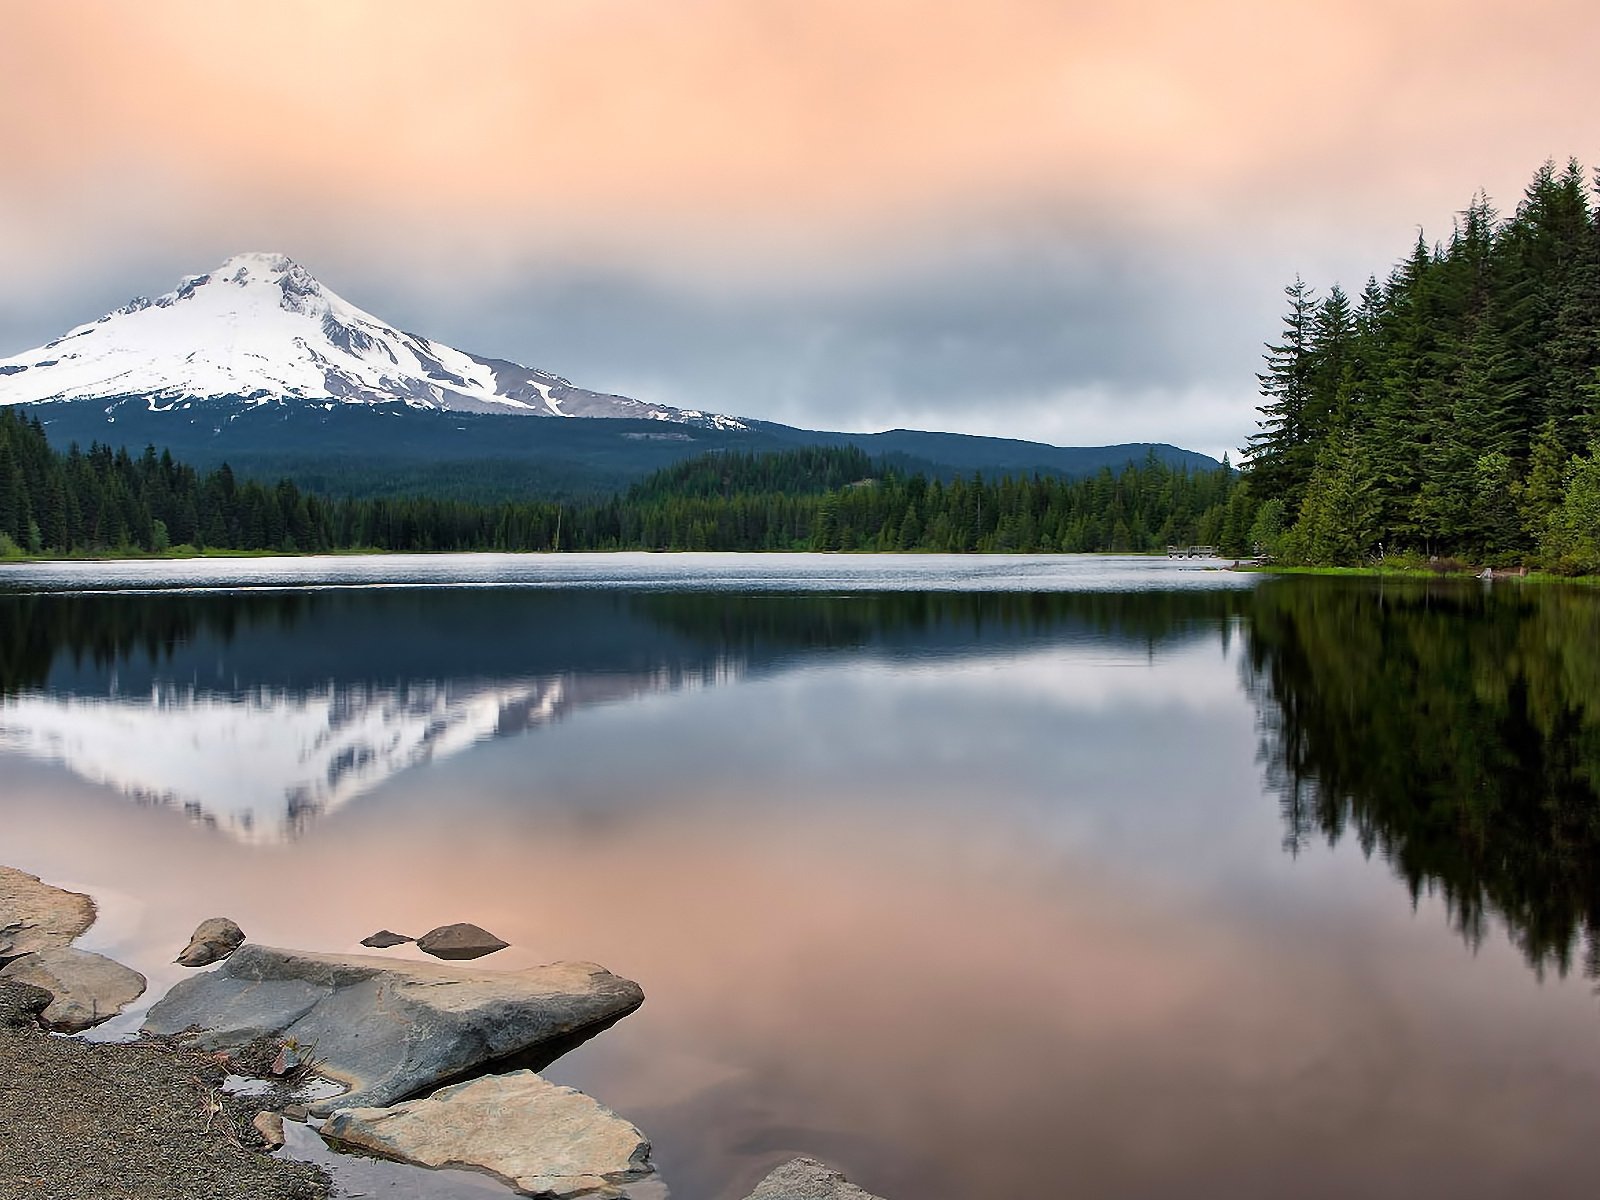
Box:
0;983;330;1200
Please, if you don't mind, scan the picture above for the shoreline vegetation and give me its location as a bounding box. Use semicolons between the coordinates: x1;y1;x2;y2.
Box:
1240;158;1600;575
1251;564;1600;588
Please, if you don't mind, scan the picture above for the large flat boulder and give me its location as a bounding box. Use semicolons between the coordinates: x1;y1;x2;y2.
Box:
142;945;644;1114
0;865;96;960
743;1158;889;1200
321;1070;657;1199
0;946;147;1032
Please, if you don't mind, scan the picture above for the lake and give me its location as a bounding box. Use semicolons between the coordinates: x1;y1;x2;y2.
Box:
3;553;1598;1199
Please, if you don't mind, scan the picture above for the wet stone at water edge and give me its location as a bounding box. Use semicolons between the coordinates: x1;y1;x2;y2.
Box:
360;930;414;949
415;922;509;960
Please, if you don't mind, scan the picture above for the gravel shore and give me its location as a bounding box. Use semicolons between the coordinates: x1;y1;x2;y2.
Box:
0;983;331;1200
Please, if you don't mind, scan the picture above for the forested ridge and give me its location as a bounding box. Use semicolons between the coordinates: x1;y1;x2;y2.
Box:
0;410;1250;556
1244;158;1600;572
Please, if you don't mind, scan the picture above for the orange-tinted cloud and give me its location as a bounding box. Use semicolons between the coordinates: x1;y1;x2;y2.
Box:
3;0;1596;274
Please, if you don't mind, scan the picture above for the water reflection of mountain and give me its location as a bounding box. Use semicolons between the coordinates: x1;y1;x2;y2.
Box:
1243;578;1600;980
0;588;1249;842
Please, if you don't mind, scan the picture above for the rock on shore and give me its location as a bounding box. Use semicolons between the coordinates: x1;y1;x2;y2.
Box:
143;944;644;1113
0;946;147;1032
0;865;96;959
743;1157;889;1200
322;1070;658;1199
175;917;246;967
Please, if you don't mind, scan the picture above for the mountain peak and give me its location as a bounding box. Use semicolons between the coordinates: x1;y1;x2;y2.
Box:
215;251;298;274
0;255;748;430
140;252;327;320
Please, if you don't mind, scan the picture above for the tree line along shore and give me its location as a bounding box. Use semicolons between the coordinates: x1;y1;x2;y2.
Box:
1242;158;1600;574
0;416;1256;558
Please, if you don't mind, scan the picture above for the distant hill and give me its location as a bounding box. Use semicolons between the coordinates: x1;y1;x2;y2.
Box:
14;396;1215;501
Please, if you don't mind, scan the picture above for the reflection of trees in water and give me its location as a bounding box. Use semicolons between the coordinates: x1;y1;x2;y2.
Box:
1;583;1257;844
0;586;1256;699
637;589;1253;657
1244;579;1600;979
0;592;310;695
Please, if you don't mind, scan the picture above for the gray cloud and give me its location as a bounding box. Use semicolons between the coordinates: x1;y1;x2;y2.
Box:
0;214;1373;462
354;230;1287;458
0;209;1434;463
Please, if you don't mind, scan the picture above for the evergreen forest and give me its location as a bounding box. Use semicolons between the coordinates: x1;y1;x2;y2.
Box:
1244;158;1600;572
0;410;1252;557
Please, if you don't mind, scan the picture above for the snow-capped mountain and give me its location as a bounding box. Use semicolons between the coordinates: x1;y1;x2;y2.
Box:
0;252;746;429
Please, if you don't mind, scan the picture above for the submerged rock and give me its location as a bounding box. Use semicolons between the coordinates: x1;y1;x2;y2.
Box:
416;922;509;960
321;1069;658;1199
359;930;414;949
142;945;644;1114
0;946;147;1032
743;1157;889;1200
176;917;246;967
0;865;96;960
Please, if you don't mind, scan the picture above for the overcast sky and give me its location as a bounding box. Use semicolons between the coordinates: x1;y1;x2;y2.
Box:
2;0;1597;459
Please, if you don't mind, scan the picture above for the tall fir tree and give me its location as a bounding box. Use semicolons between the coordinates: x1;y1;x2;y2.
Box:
1246;277;1319;511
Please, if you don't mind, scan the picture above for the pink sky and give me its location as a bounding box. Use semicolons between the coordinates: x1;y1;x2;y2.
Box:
3;0;1597;455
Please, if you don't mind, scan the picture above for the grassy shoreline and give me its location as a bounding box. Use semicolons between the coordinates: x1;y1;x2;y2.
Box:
1243;563;1600;586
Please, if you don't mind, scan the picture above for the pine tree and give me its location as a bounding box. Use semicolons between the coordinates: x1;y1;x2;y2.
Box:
1521;418;1569;543
1245;277;1319;511
1284;432;1379;565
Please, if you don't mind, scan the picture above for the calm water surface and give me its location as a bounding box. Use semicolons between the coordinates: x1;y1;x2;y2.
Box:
2;554;1598;1199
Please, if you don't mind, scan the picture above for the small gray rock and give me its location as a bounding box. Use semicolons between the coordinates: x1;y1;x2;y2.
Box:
416;922;509;961
253;1110;286;1149
359;930;414;949
282;1102;310;1122
176;917;246;967
0;946;146;1032
744;1157;889;1200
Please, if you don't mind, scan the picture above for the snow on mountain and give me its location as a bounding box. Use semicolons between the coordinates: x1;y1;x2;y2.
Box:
0;252;747;429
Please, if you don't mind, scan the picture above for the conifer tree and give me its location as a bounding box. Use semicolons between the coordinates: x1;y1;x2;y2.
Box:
1245;277;1319;510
